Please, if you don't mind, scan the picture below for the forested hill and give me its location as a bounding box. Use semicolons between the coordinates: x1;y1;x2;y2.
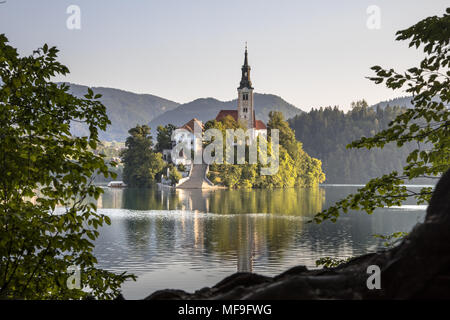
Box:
369;95;444;110
62;83;180;141
288;101;417;184
370;96;414;110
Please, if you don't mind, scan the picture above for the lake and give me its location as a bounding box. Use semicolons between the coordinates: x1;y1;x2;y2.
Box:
91;185;427;299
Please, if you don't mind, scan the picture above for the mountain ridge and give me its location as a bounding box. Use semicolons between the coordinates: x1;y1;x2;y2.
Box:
370;96;414;110
62;82;424;142
61;83;180;141
148;92;304;129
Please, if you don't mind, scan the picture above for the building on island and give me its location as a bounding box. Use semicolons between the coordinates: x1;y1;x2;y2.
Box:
162;118;203;169
161;45;267;188
215;44;267;141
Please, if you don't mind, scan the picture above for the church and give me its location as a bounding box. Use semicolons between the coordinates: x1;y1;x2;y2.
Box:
167;46;267;167
215;45;267;140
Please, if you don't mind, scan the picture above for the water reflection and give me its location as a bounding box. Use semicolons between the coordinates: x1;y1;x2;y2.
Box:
92;186;425;299
96;186;325;216
95;187;325;273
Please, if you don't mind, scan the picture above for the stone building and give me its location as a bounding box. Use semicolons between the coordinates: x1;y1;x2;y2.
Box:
216;45;267;140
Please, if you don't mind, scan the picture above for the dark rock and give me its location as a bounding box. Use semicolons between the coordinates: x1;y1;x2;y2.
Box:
212;273;272;293
144;289;189;300
114;293;125;300
273;265;308;281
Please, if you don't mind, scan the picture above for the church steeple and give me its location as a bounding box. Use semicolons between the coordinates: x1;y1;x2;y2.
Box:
244;43;249;66
237;43;254;129
239;43;253;89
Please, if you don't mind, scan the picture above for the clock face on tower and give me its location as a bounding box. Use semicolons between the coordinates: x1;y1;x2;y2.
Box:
244;72;247;76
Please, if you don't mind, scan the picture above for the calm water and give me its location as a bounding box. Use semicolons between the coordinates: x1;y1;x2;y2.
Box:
90;185;426;299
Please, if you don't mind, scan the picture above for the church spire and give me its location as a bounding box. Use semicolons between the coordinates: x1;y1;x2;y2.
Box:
244;42;248;66
239;43;253;89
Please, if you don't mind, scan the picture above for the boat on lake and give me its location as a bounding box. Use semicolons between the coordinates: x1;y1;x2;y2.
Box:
107;181;127;188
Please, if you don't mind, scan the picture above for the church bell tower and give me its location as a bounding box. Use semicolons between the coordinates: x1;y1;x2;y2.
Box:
237;44;254;129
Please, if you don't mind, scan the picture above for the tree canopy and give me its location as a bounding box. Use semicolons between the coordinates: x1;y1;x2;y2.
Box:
121;124;165;187
0;34;134;299
155;123;177;153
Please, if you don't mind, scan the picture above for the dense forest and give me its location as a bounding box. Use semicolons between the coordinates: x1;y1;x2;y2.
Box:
288;100;419;184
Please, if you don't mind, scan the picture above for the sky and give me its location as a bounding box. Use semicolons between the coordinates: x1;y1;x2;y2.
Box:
0;0;448;111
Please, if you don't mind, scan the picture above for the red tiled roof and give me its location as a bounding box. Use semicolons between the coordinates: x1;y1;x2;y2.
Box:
255;120;266;130
215;110;238;122
215;110;266;129
179;118;203;133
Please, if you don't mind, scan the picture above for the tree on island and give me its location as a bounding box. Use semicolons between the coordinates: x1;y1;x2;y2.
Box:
0;34;135;299
121;125;165;187
267;111;325;187
168;164;182;186
206;112;325;188
155;123;177;153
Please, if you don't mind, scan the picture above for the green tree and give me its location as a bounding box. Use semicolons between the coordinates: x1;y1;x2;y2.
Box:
268;111;325;187
267;111;297;157
207;111;325;188
177;163;186;172
155;123;176;153
121;125;165;187
0;35;135;299
313;9;450;223
169;166;182;186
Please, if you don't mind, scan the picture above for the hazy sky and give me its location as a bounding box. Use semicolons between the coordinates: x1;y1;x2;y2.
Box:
0;0;448;111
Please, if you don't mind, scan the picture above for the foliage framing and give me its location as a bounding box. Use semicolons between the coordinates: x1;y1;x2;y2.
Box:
0;35;135;299
313;9;450;223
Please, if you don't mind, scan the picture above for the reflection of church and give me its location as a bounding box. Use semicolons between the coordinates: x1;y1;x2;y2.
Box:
98;187;266;274
237;215;256;273
172;189;261;273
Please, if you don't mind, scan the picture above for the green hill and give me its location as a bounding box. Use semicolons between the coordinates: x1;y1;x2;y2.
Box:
288;102;419;184
62;83;180;141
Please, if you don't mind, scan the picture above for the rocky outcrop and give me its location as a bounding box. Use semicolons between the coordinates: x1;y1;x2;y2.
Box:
144;169;450;300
